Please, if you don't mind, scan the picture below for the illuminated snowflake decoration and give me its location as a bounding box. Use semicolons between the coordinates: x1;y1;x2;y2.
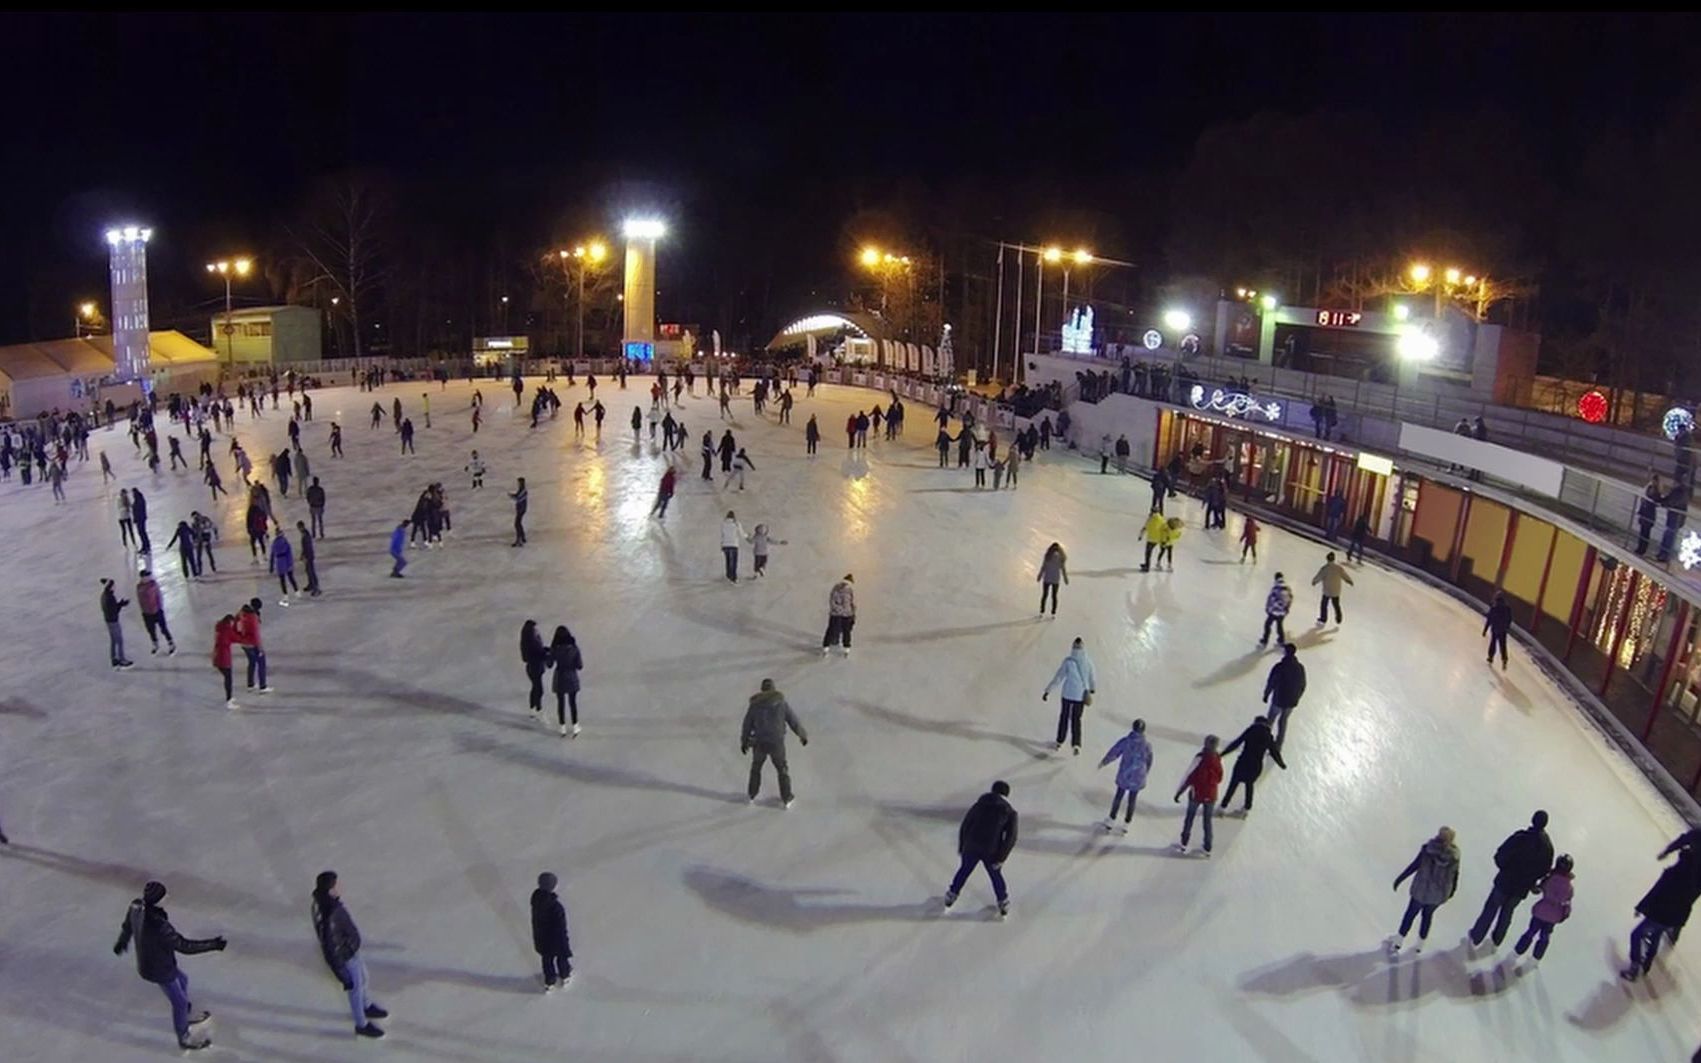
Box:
1680;531;1701;571
1576;389;1608;424
1663;406;1695;441
1191;385;1281;421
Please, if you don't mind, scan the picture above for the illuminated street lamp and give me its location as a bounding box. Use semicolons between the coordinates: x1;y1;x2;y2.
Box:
857;245;914;316
552;240;610;360
1408;263;1432;284
75;300;99;337
1163;309;1192;333
205;256;253;366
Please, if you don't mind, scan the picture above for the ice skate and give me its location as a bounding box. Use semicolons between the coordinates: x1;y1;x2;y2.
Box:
783;797;794;809
167;643;177;656
941;890;957;910
278;597;290;607
1172;841;1188;854
1101;818;1116;832
187;1009;211;1026
364;1005;388;1019
559;723;568;737
355;1023;385;1039
997;900;1010;919
178;1031;211;1051
1385;935;1403;957
1197;848;1213;859
1619;966;1640;982
225;699;239;710
821;646;829;656
150;644;158;655
571;723;581;737
1411;940;1424;955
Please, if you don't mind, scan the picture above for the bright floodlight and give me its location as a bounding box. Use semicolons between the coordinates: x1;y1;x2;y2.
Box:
1072;248;1093;265
1163;309;1192;332
235;258;252;276
1392;303;1411;321
79;301;96;317
107;224;152;246
859;247;881;267
587;242;608;262
1444;267;1462;285
1408;263;1431;284
1397;331;1439;362
1042;246;1063;263
623;218;666;239
1259;294;1278;311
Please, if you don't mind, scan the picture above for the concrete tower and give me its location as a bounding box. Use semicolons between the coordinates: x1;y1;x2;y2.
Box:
621;218;665;360
105;224;153;384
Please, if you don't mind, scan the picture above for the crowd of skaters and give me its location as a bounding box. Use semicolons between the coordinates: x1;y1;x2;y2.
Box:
7;361;1698;1053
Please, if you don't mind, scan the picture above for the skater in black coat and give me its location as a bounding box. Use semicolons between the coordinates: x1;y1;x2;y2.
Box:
1623;829;1701;981
1483;592;1513;670
1468;810;1554;948
943;781;1018;916
1219;716;1287;813
718;430;737;472
521;620;548;716
1261;644;1307;747
531;872;574;990
113;880;227;1050
548;625;583;738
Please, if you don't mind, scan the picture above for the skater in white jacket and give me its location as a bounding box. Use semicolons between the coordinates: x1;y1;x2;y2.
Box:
1041;638;1098;754
720;512;745;583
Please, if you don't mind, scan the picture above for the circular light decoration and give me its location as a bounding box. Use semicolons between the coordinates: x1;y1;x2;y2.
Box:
1663;406;1695;441
1180;333;1202;355
1681;530;1701;571
1576;389;1609;424
1142;329;1164;351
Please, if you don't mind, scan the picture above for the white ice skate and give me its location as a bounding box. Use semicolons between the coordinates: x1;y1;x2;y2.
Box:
559;723;568;737
1385;935;1403;957
225;699;239;710
571;724;581;737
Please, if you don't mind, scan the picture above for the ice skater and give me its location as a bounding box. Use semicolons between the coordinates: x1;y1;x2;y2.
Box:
748;522;786;576
806;414;820;455
1041;636;1097;754
521;619;548;716
1097;719;1152;832
720;511;746;582
1258;574;1293;647
531;872;573;990
1036;542;1069;617
1138;511;1167;572
1512;854;1574;968
1484;592;1512;669
1388;827;1461;956
1468;811;1554;950
510;477;529;546
1219;715;1286;814
466;450;485;489
1622;829;1701;981
311;872;388;1038
236;599;270;694
1172;735;1223;857
822;573;855;655
1261;643;1307;748
547;624;582;737
136;570;177;655
269;525;299;604
112;880;227;1051
118;488;136;546
1312;551;1354;625
943;780;1017;918
1240;515;1260;562
650;464;677;520
741;677;808;807
213;614;240;708
100;578;134;668
726;447;754;491
297;521;320;597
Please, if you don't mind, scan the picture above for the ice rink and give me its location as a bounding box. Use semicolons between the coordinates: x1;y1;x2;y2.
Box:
1;376;1698;1062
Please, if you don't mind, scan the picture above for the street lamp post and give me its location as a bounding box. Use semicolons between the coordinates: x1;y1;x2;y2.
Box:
205;257;253;366
555;241;608;361
75;301;97;337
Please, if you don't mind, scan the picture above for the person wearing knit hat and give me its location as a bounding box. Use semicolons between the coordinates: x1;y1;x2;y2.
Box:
113;879;227;1050
530;871;573;991
821;574;856;657
310;871;388;1038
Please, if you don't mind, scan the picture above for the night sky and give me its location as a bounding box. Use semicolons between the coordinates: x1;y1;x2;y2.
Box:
4;13;1699;347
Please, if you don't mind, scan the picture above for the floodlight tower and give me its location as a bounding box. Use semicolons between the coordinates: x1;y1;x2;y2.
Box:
621;218;665;359
105;224;154;385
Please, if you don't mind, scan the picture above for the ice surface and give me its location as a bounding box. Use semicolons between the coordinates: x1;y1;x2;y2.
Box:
0;378;1697;1062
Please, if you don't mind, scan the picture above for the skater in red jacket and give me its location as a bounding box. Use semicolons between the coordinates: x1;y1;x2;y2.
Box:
1173;735;1223;857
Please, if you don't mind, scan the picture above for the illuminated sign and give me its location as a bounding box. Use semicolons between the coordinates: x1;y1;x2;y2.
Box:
1315;310;1363;328
1189;384;1281;422
1142;329;1163;351
624;341;655;362
1061;306;1094;354
1663;407;1695;441
1356;452;1394;476
473;336;529;353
